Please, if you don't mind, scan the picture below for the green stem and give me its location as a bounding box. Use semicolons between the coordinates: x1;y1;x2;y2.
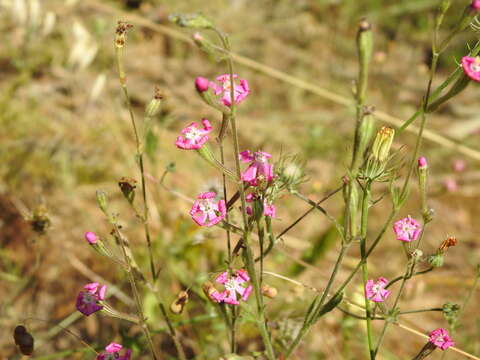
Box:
360;182;375;360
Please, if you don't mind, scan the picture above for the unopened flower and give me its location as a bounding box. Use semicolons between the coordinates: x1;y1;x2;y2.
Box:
262;284;278;299
471;0;480;11
97;342;132;360
239;150;274;186
190;192;226;227
371;126;395;163
429;328;454;350
210;269;253;305
195;77;210;92
76;282;107;316
176;119;212;150
245;193;276;218
418;156;428;169
393;216;422;242
210;74;250;106
462;56;480;82
365;277;391;302
84;231;97;244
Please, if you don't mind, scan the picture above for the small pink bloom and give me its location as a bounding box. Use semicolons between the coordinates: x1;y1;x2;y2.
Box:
240;150;274;186
417;156;428;169
175;119;212;150
195;77;210;92
210;269;253;305
444;178;458;192
393;216;422;242
84;231;97;244
471;0;480;10
365;277;391;302
97;342;132;360
452;159;466;173
462;56;480;82
210;74;250;106
190;192;226;227
429;328;454;351
76;282;107;316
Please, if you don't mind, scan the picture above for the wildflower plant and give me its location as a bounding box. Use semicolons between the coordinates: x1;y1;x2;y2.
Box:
53;3;480;359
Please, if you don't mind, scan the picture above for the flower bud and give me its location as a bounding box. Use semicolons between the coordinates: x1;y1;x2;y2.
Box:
371;126;395;163
261;285;278;299
356;18;373;103
145;87;163;118
428;253;444;268
84;231;98;244
418;156;428;169
169;13;214;29
170;291;189;314
96;190;108;214
472;0;480;10
195;77;210;93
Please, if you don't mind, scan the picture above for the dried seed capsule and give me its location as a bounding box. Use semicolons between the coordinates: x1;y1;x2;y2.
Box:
13;325;34;356
170;291;189;314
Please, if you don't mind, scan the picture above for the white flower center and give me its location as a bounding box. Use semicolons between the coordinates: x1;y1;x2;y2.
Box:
471;61;480;73
199;200;213;212
372;284;382;293
255;153;267;163
83;292;95;304
225;278;238;292
185;128;202;141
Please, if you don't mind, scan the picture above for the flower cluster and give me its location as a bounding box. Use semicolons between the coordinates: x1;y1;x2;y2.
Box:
76;282;107;316
365;277;390;302
393;216;422;242
190;192;226;227
97;343;132;360
209;269;253;305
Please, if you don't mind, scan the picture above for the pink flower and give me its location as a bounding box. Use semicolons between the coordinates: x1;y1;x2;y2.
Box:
444;178;458;192
365;277;391;302
239;150;274;186
418;156;428;170
452;159;466;172
175;119;212;150
393;216;422;242
429;328;454;351
471;0;480;10
190;192;226;227
195;76;210;92
76;282;107;316
97;342;132;360
462;56;480;82
210;74;250;106
84;231;97;244
210;269;253;305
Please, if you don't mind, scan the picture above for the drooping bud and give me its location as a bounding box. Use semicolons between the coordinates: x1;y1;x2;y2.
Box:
472;0;480;11
261;285;278;299
417;156;429;220
170;291;189;314
118;177;137;204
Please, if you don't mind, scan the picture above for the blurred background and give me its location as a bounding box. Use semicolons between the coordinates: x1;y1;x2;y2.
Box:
1;0;479;359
